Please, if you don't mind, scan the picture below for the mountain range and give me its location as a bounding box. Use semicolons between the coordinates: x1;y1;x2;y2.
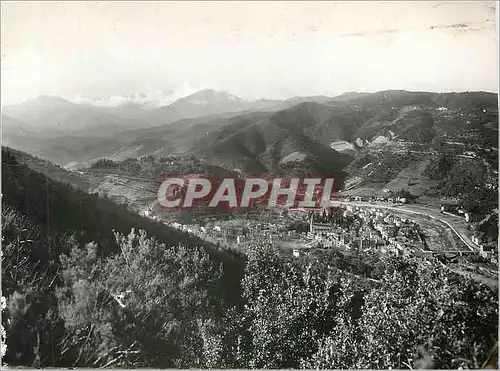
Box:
2;89;498;181
2;88;353;134
0;88;340;164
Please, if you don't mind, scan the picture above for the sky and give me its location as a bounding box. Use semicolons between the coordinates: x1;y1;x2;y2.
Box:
1;1;498;106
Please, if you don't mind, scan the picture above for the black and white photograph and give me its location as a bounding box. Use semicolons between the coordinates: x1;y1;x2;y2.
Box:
1;1;499;369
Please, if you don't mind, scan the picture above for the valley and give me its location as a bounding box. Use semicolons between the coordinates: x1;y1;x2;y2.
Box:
2;88;498;369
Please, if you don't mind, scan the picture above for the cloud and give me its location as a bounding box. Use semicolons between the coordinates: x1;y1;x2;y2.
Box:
72;82;207;108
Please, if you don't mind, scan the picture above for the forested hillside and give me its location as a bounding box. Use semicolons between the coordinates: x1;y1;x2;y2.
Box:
1;147;245;366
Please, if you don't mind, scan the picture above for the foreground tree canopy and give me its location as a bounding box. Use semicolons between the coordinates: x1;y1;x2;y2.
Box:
2;211;497;368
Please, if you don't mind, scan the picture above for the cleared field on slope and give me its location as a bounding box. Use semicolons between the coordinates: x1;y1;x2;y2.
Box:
382;158;438;196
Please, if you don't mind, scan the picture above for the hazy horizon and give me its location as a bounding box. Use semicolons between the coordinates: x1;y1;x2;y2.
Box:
1;1;498;107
